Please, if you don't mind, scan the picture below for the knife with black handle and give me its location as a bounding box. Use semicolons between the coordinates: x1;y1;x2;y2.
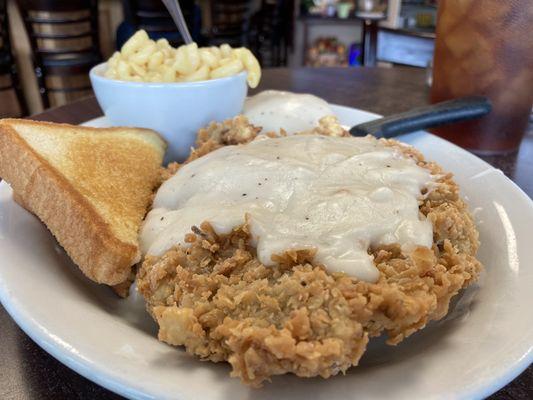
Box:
350;96;492;138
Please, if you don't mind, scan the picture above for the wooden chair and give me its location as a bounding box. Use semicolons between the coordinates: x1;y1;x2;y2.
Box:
0;0;28;117
119;0;200;48
208;0;251;47
16;0;102;108
249;0;293;67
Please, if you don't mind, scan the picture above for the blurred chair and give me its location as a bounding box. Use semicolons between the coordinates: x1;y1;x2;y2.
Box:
16;0;102;108
249;0;293;67
118;0;202;48
0;0;28;117
208;0;251;47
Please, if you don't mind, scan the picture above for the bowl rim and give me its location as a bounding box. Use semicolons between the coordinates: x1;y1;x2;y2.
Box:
89;62;248;88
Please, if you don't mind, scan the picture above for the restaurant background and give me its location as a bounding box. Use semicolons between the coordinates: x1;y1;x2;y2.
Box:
2;0;440;115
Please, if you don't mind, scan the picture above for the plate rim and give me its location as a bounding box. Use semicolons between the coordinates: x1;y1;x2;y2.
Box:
1;105;532;400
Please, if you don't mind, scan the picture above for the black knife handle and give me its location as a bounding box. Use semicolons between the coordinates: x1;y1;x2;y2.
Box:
349;96;492;138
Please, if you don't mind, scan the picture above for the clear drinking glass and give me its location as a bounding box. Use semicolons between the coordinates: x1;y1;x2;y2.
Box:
430;0;533;154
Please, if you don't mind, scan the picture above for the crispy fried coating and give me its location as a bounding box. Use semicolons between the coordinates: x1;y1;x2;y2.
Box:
137;116;482;386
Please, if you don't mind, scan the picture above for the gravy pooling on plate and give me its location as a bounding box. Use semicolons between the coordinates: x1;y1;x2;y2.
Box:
140;134;435;282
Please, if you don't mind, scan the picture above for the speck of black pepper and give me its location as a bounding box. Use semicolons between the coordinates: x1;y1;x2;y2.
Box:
301;281;307;287
258;182;262;186
242;193;247;196
255;197;258;200
190;174;196;177
386;165;391;168
264;178;268;181
160;217;164;221
305;216;309;220
276;156;280;160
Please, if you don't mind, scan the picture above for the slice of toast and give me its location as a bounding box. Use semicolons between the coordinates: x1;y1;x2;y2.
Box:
0;119;166;285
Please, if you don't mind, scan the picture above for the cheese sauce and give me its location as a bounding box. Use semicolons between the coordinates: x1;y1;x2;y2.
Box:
140;135;435;282
243;90;333;134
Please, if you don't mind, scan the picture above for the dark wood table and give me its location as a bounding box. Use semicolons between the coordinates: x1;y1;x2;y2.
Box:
1;67;531;399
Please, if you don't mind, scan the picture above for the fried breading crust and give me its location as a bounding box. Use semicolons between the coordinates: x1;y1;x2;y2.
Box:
137;116;482;386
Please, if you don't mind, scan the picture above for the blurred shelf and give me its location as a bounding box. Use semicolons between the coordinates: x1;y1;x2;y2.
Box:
299;14;385;67
297;15;364;25
401;0;437;8
380;26;435;39
377;26;435;67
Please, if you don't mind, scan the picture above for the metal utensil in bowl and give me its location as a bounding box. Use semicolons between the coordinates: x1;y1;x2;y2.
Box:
161;0;193;44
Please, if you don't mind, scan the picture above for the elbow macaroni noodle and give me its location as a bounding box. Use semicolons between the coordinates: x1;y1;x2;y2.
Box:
105;30;261;88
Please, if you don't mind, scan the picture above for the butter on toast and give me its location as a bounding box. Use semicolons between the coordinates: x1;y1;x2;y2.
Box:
0;119;166;285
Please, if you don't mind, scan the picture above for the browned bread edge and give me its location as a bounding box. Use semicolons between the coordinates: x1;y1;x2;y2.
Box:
0;121;142;285
5;117;164;137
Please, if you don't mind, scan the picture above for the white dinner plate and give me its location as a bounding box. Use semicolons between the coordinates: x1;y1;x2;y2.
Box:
0;105;532;400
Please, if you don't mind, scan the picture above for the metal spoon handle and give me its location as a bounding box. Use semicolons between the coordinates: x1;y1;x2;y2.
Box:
350;96;492;138
161;0;193;44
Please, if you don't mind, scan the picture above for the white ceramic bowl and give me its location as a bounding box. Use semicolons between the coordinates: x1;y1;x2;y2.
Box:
89;63;248;162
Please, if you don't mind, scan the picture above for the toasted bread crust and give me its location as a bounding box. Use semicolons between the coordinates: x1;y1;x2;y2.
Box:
0;121;160;285
8;118;164;140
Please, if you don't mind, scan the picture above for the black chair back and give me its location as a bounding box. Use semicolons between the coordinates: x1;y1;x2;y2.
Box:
249;0;293;67
16;0;101;108
121;0;198;47
0;0;28;116
209;0;251;46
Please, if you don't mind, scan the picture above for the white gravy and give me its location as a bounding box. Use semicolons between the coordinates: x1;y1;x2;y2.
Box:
140;135;435;282
243;90;333;134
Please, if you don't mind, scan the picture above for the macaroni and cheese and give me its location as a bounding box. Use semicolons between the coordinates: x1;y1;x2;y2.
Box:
105;30;261;88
